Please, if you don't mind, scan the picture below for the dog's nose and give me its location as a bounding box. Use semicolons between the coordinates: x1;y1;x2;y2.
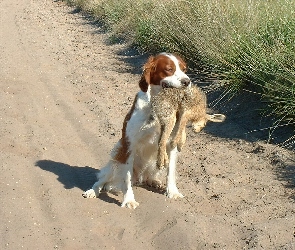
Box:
181;78;191;87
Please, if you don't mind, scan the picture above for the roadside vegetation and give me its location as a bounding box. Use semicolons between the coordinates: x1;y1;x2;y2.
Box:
62;0;295;146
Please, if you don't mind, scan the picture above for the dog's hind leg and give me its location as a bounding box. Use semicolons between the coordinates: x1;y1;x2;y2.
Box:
82;161;114;198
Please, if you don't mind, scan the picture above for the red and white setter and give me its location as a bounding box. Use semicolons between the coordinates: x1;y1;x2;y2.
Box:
83;53;191;208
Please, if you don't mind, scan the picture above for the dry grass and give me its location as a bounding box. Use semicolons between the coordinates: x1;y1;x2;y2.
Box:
63;0;295;144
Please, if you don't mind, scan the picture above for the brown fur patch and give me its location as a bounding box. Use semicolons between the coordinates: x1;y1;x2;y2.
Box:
138;56;154;92
139;72;149;92
113;94;138;164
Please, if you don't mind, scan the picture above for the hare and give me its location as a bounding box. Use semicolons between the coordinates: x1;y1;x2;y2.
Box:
151;85;225;169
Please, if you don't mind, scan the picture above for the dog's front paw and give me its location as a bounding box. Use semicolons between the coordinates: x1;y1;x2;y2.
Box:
166;187;184;199
167;192;184;199
82;189;97;198
121;200;139;209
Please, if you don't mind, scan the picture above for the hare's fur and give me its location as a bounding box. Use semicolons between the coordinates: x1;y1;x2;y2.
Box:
151;85;225;169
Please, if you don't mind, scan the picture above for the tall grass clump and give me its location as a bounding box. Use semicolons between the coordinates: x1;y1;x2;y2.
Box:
62;0;295;141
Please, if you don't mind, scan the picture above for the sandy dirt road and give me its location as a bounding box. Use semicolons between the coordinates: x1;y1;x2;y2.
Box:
1;0;295;249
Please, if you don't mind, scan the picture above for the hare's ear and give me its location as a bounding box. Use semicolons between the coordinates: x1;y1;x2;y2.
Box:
139;56;155;92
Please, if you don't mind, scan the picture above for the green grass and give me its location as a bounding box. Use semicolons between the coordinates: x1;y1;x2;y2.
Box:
63;0;295;144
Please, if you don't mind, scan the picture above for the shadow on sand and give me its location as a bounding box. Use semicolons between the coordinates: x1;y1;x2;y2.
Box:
35;160;123;206
35;160;98;191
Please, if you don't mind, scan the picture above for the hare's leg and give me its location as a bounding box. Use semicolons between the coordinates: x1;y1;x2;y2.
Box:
192;118;206;132
157;116;176;169
175;127;187;152
170;112;189;151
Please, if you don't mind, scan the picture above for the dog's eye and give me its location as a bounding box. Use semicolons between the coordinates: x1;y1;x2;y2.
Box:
166;68;173;72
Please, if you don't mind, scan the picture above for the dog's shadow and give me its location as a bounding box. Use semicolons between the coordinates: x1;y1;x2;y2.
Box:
35;160;121;206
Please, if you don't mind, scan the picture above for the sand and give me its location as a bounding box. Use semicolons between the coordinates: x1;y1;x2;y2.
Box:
1;0;294;249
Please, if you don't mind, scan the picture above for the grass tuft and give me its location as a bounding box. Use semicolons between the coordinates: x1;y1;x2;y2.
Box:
62;0;295;144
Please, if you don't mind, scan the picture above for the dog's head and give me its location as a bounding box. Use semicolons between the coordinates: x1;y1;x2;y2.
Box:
139;53;191;95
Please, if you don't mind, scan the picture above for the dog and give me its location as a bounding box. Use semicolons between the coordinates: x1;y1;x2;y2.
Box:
150;85;225;169
83;53;191;208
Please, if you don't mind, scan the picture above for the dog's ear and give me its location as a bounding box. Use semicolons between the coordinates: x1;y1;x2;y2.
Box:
174;54;187;72
139;56;155;92
139;72;149;92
